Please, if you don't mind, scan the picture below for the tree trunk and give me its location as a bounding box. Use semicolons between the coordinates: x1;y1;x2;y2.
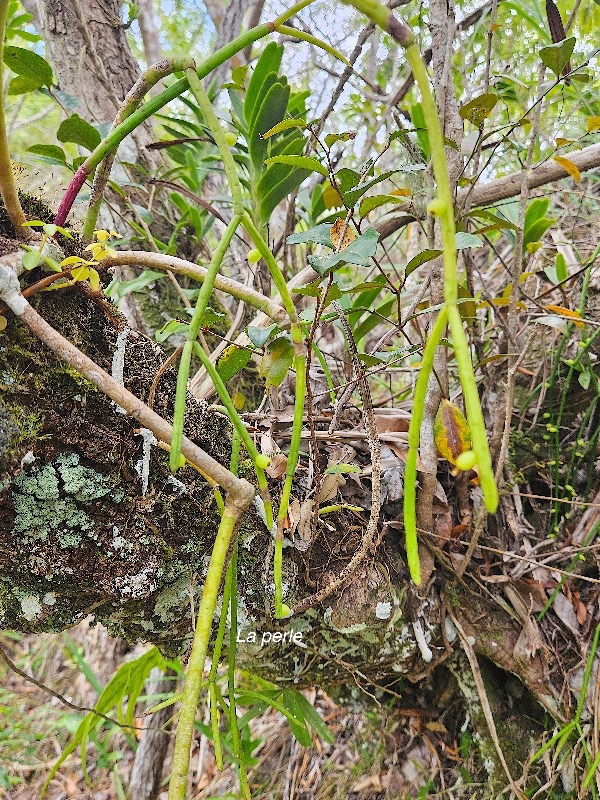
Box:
21;0;139;125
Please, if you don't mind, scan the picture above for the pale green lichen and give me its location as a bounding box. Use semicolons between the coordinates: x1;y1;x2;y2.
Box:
55;452;115;501
11;455;117;544
20;594;42;621
153;576;194;624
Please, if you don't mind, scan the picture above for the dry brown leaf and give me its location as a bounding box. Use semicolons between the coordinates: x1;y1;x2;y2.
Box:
553;591;580;634
318;473;346;504
425;720;448;733
266;453;288;479
330;217;357;250
375;411;410;433
351;774;383;792
287;498;301;537
295;498;314;551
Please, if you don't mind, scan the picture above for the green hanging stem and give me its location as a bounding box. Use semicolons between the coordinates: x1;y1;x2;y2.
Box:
336;0;498;585
167;503;240;800
192;342;273;529
169;215;242;471
240;214;307;618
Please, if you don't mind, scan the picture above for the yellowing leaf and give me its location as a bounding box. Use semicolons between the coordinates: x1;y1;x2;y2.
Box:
88;267;100;292
389;188;412;197
323;184;343;209
586;116;600;133
555;137;574;147
552;155;580;183
71;265;89;282
330;217;356;251
434;399;472;466
232;391;246;410
490;22;501;31
545;304;585;329
0;315;7;331
60;255;86;267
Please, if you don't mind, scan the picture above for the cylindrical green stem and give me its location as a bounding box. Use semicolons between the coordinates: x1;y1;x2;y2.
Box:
0;0;28;239
447;305;498;511
242;213;298;323
167;504;239;800
191;342;267;470
185;68;243;215
275;334;306;617
403;307;448;584
170;215;242;471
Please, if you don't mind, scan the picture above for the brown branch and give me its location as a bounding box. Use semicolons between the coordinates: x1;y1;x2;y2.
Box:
0;265;255;508
378;142;600;241
458;142;600;209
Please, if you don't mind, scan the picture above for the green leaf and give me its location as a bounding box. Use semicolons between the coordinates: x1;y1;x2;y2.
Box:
409;103;430;161
335;167;361;197
216;345;253;381
261;118;306;138
555;252;568;283
258;165;311;225
459;93;498;126
184;305;225;328
287;223;334;246
247;324;278;348
261;337;294;387
105;269;163;301
352;297;395;344
359;193;411;217
27;144;67;163
57;114;102;151
283;690;334;744
3;45;53;87
155;320;189;343
324;463;361;475
293;279;323;297
249;80;290;172
324;131;356;148
7;74;41;95
343;170;401;208
244;42;284;126
231;64;248;87
405;249;442;277
578;371;591;390
21;250;43;270
524;197;550;230
539;37;576;76
264;154;328;176
467;209;519;232
308;228;379;275
523;217;554;249
455;232;484;249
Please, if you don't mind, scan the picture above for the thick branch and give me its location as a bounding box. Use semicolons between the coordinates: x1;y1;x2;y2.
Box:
378;142;600;240
0;266;254;506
